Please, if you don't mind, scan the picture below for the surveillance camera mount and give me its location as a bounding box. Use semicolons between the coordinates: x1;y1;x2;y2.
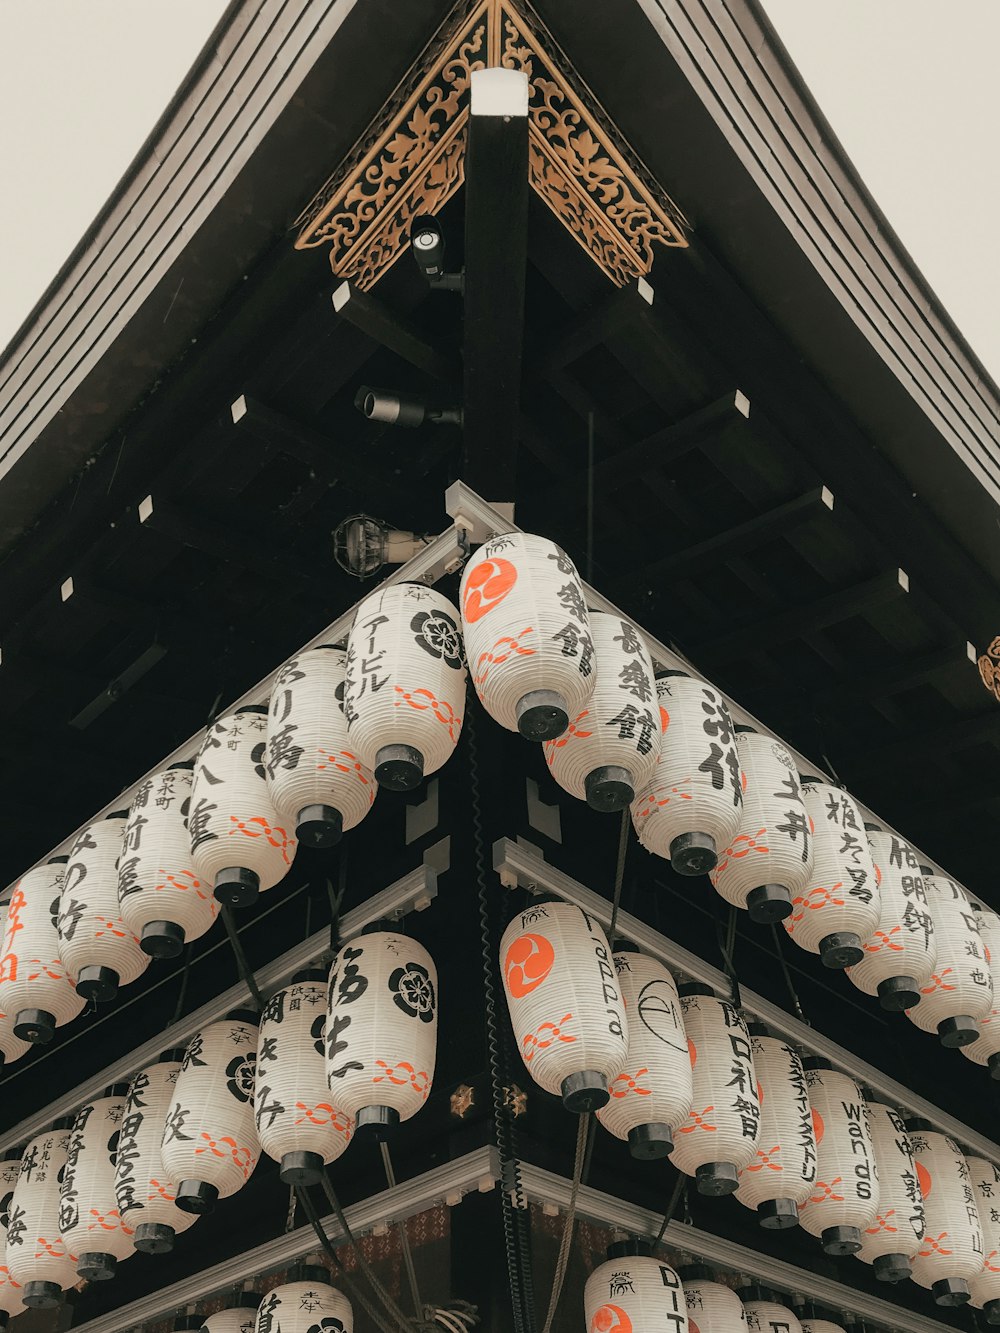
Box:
355;385;462;429
411;214;464;293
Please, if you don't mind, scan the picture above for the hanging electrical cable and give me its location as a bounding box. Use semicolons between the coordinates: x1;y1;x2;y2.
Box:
293;1184;401;1333
380;1142;423;1318
219;903;266;1010
770;922;810;1025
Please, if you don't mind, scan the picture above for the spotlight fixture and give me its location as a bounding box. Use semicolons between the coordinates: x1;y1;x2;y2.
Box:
410;214;463;292
354;386;462;429
332;513;431;580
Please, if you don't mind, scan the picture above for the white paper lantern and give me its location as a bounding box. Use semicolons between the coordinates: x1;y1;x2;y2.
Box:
798;1061;878;1254
344;583;466;791
59;812;150;1002
0;858;85;1045
961;906;1000;1078
0;1153;25;1326
190;707;297;906
631;673;742;877
115;1050;198;1254
118;763;218;959
785;781;879;969
460;531;595;742
160;1013;260;1214
906;873;992;1047
202;1294;263;1333
543;612;658;812
909;1123;984;1305
255;1267;352;1333
499;899;627;1113
595;948;692;1159
678;1268;747;1333
710;730;814;924
257;968;353;1184
855;1099;924;1282
265;647;377;848
60;1090;134;1281
669;986;760;1196
585;1248;687;1333
325;927;438;1133
5;1123;76;1308
735;1030;816;1227
846;828;936;1012
740;1292;803;1333
0;904;30;1069
968;1157;1000;1319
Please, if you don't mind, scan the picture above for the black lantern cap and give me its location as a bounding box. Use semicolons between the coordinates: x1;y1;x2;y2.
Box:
758;1197;799;1229
229;1293;264;1310
175;1179;220;1215
516;689;569;742
560;1070;609;1113
289;1264;331;1287
142;919;186;959
677;1264;712;1282
747;883;792;923
873;1252;911;1283
877;975;920;1011
606;1239;653;1259
135;1222;176;1254
670;831;718;877
695;1161;739;1195
678;982;715;998
932;1278;971;1306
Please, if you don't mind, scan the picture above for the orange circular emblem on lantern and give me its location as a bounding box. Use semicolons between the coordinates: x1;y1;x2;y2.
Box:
463;558;517;623
688;1037;697;1067
917;1161;932;1199
590;1306;633;1333
812;1107;825;1145
504;933;555;998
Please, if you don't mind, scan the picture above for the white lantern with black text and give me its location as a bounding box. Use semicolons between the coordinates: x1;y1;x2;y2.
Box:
669;985;760;1195
797;1060;878;1254
847;827;936;1012
631;672;742;877
59;813;150;1002
5;1122;76;1308
460;532;595;742
710;730;813;924
584;1244;687;1333
785;781;879;969
60;1090;134;1281
190;707;296;906
257;968;353;1183
735;1028;816;1227
265;647;376;848
325;927;437;1134
544;612;659;812
201;1293;263;1333
115;1050;197;1253
499;899;627;1113
0;858;85;1045
160;1013;260;1214
0;904;31;1068
739;1290;803;1333
254;1266;352;1333
908;1122;984;1305
119;762;218;959
961;906;1000;1078
677;1267;747;1333
968;1157;1000;1321
855;1098;924;1282
595;947;692;1159
0;1153;25;1327
344;584;466;791
907;873;992;1047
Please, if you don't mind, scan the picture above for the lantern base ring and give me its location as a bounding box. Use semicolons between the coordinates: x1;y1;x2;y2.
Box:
296;804;345;848
280;1149;326;1186
134;1222;176;1254
22;1281;63;1310
873;1252;911;1283
585;766;635;813
13;1006;56;1044
983;1298;1000;1323
175;1178;220;1215
76;964;120;1003
746;884;792;924
375;744;424;791
670;831;717;877
516;689;569;742
877;975;920;1012
77;1251;117;1281
357;1104;401;1139
820;1224;861;1255
214;866;260;907
141;919;186;959
695;1161;739;1196
932;1278;971;1307
819;931;864;969
757;1197;799;1229
627;1122;673;1160
989;1052;1000;1081
938;1014;980;1048
561;1070;609;1113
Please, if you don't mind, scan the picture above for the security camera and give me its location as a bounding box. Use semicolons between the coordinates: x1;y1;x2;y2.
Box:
410;215;463;293
355;386;462;429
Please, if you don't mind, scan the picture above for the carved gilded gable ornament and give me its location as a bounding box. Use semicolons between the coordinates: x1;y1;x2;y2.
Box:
294;0;688;289
978;637;1000;702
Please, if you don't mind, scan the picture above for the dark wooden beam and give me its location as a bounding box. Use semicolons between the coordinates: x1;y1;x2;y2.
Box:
331;281;457;382
461;68;529;507
819;639;979;706
848;707;1000;768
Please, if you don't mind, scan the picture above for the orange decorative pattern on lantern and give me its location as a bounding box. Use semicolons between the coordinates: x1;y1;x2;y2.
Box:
608;1068;652;1098
504;933;555;997
634;781;694;816
746;1145;783;1172
473;629;535;688
228;815;293;864
393;686;462;742
35;1236;74;1261
522;1013;576;1061
373;1060;430;1099
590;1305;633;1333
866;1210;899;1234
543;710;592;761
812;1108;825;1144
155;870;211;898
920;1233;953;1257
463;558;518;623
94;917;131;939
864;926;904;953
712;827;769;877
293;1102;353;1132
87;1206;131;1234
148;1179;175;1202
921;969;956;994
806;1177;845;1204
677;1105;716;1134
195;1133;255;1179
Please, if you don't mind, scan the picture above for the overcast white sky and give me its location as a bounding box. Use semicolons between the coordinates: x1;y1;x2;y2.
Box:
0;0;997;387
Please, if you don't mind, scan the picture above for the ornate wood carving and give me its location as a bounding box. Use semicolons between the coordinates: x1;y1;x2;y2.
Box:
294;0;688;289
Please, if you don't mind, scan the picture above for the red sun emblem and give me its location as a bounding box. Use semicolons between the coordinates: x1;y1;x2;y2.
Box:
590;1306;633;1333
463;558;517;623
812;1107;825;1146
917;1161;932;1199
504;933;555;998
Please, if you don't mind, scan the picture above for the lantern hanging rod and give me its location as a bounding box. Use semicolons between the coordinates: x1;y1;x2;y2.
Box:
494;837;1000;1168
0;865;436;1155
517;1160;955;1333
0;523;466;905
68;1145;498;1333
446;480;954;882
